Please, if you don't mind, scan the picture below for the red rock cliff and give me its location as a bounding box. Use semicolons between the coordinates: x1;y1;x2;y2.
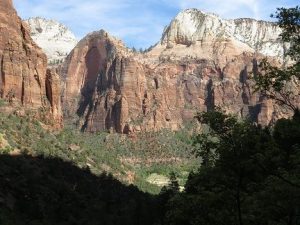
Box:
62;11;299;133
0;0;62;127
62;31;141;132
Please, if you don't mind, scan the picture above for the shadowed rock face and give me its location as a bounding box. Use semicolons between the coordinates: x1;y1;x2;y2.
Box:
62;10;299;133
0;0;62;127
62;31;142;133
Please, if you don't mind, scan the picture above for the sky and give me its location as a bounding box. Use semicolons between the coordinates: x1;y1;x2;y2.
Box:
13;0;299;49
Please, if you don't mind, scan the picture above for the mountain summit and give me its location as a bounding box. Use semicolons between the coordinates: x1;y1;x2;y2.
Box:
24;17;77;64
1;3;298;133
59;9;299;133
155;9;284;60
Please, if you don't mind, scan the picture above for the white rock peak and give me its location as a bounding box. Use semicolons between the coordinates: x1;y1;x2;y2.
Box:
24;17;78;64
160;8;285;58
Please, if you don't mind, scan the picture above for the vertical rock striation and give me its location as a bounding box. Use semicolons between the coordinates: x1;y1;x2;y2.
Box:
0;0;62;127
62;9;299;133
62;30;146;132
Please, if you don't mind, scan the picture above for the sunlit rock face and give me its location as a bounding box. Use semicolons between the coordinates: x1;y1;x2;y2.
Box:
62;9;298;133
0;0;62;127
24;17;78;64
159;9;284;59
61;30;146;133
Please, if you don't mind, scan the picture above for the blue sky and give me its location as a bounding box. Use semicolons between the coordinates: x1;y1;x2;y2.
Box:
13;0;299;49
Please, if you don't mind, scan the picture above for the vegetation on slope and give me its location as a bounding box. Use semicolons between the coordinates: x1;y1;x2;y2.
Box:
163;6;300;225
0;111;198;194
0;6;299;225
164;110;300;225
0;155;162;225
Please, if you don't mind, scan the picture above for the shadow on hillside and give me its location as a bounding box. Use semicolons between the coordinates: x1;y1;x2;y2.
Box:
0;154;162;225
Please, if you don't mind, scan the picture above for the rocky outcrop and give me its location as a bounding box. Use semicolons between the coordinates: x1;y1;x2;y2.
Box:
159;9;284;59
61;30;144;132
45;69;63;127
24;17;77;64
62;9;299;133
0;0;62;127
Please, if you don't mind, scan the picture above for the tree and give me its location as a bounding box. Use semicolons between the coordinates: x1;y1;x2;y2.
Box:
132;47;137;53
165;109;300;225
169;172;180;193
255;7;300;111
274;6;300;62
259;111;300;224
158;172;180;225
163;7;300;225
192;133;218;167
165;111;266;225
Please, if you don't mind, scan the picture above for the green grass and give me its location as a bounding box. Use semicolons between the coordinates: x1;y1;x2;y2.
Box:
0;111;199;194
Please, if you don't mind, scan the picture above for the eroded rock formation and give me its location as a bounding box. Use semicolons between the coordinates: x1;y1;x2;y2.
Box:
0;0;62;127
61;9;299;133
61;31;142;132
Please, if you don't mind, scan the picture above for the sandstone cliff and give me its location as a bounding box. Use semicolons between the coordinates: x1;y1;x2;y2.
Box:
61;30;137;132
0;0;62;127
62;9;299;133
158;9;284;59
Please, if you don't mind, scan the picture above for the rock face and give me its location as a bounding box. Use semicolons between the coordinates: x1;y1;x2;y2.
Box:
62;9;298;133
159;9;284;59
62;30;138;132
0;0;62;127
24;17;77;64
45;69;63;127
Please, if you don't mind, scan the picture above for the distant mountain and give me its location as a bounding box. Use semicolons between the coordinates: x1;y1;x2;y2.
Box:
1;3;298;133
24;17;78;64
61;9;298;133
155;9;285;59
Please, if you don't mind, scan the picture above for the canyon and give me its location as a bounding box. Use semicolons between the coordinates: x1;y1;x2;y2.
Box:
61;9;298;133
1;2;299;133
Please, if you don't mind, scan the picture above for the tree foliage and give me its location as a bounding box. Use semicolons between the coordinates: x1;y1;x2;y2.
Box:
1;6;300;225
255;6;300;111
165;110;300;225
164;6;300;225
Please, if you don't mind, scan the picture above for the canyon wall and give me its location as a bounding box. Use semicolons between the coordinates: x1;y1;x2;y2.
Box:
0;0;62;127
61;9;298;133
